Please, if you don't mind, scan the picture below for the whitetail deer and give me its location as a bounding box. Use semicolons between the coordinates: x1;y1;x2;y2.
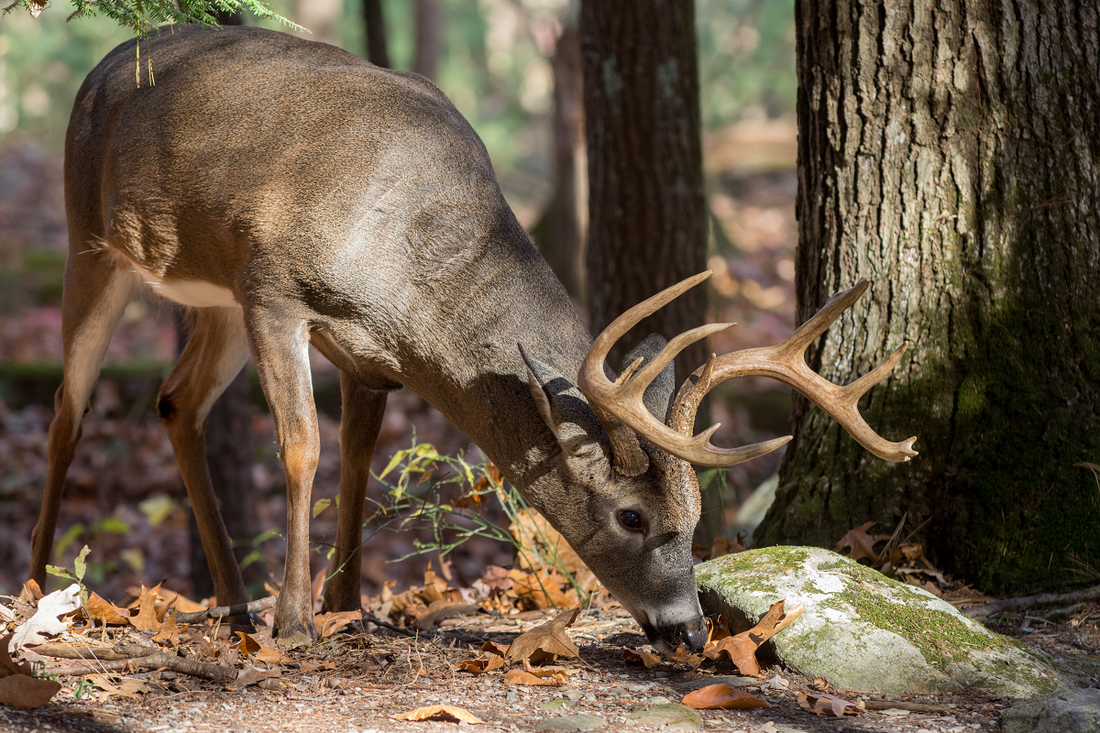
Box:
29;25;917;651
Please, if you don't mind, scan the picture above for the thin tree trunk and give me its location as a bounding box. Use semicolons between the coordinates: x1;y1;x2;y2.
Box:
537;22;587;301
757;0;1100;593
362;0;390;68
414;0;442;81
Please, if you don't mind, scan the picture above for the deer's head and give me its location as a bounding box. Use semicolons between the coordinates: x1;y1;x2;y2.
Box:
521;272;918;654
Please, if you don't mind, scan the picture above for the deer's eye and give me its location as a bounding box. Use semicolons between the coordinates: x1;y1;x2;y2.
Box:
618;510;643;531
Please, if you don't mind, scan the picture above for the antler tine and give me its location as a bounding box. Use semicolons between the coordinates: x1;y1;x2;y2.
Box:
582;271;713;374
774;279;870;360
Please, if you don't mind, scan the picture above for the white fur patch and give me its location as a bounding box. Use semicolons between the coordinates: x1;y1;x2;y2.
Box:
133;265;239;308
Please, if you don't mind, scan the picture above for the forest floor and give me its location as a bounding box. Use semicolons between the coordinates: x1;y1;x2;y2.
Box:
0;598;1097;733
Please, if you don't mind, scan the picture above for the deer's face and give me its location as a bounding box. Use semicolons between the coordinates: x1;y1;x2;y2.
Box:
555;442;708;654
522;345;708;653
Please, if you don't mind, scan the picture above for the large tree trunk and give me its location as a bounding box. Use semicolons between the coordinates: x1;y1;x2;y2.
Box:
580;0;707;387
757;0;1100;593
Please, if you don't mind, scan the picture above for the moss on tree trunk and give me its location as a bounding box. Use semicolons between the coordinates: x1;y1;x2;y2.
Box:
755;0;1100;593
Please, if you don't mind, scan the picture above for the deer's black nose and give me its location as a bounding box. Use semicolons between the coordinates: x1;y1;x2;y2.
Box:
678;616;708;652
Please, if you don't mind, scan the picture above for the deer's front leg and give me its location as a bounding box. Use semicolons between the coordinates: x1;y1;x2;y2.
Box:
323;373;387;613
248;313;320;640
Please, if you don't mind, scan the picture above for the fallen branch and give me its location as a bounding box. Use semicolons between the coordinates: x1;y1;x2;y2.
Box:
173;596;277;624
31;642;159;661
963;584;1100;620
41;653;238;684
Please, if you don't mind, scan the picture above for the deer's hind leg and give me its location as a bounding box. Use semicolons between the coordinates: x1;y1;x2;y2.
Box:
30;253;141;588
158;307;252;613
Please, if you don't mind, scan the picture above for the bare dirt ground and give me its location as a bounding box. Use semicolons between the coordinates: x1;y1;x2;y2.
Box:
6;602;1097;733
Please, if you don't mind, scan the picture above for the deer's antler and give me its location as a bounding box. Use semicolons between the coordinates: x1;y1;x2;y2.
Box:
577;272;918;472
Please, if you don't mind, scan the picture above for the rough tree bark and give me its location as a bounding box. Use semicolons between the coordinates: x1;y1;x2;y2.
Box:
580;0;707;387
757;0;1100;593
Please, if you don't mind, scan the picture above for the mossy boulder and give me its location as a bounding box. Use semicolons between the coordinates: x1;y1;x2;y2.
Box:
695;546;1078;697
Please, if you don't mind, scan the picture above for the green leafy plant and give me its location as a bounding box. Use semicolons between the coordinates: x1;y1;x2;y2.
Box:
71;677;95;702
338;438;589;601
46;543;90;602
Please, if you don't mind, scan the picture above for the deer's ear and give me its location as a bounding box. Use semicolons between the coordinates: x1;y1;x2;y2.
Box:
620;334;676;423
519;344;607;460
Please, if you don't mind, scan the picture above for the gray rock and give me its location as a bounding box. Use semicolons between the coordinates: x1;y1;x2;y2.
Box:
534;714;607;732
626;703;703;730
695;546;1077;697
1002;688;1100;733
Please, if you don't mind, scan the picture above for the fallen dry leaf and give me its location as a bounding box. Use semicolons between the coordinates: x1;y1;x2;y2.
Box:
797;691;866;717
704;600;802;677
155;588;207;614
87;673;150;699
299;659;336;673
505;608;580;663
129;584;168;632
151;610;181;644
235;632;285;664
457;655;506;675
682;684;770;709
84;593;130;625
392;704;484;724
623;648;661;668
481;640;510;657
18;580;44;603
413;601;481;631
315;610;363;638
9;584;81;654
706;614;732;643
0;634;30;677
834;521;891;563
0;674;61;709
509;568;578;610
234;666;282;689
503;668;563;686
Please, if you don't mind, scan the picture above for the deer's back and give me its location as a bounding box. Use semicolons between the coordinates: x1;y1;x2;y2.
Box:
67;25;519;308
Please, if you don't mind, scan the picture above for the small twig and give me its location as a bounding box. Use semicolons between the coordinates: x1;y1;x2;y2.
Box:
875;511;907;566
174;596;276;624
362;614;418;637
964;584;1100;620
